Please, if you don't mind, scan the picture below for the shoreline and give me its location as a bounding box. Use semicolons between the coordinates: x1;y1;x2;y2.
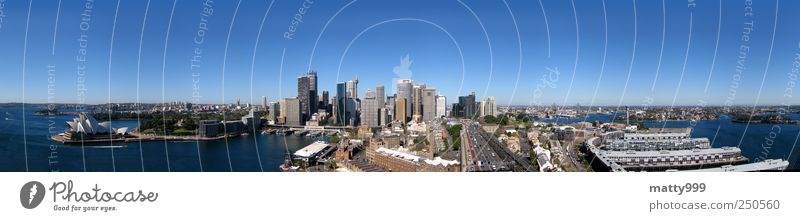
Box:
51;132;240;145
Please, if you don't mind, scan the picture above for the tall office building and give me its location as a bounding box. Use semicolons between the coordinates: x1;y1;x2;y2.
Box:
436;95;446;117
452;103;462;118
365;89;375;100
336;82;348;126
347;78;359;99
482;96;497;117
456;92;476;118
297;70;318;123
269;102;280;122
396;79;413;120
376;85;385;108
386;95;396;122
476;101;483;117
422;88;436;121
279;99;287;118
345;98;358;126
395;97;407;124
283;98;301;126
261;96;268;111
379;108;388;126
361;90;379;127
322;90;329;106
331;95;338;124
412;84;426;118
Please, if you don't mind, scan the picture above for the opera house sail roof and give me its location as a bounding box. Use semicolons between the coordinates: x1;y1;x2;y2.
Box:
65;112;128;135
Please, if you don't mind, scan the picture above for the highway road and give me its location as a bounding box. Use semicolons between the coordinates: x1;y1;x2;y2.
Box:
461;120;534;172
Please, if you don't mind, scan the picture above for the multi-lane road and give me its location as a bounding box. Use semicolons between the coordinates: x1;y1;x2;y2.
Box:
460;120;534;172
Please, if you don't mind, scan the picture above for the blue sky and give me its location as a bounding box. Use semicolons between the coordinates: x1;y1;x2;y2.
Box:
1;0;799;106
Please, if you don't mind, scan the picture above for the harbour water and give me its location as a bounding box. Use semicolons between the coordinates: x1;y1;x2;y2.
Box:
0;106;318;172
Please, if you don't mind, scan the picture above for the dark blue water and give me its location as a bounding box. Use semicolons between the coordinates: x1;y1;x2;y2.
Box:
539;113;800;170
0;106;318;172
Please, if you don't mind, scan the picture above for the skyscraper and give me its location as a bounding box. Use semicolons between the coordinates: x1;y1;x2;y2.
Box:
379;108;388;126
345;98;358;126
376;85;385;108
436;95;446;118
452;103;463;118
336;82;348;126
386;95;396;122
396;79;413;120
278;99;288;124
297;70;318;124
395;97;407;124
412;84;425;118
279;99;287;118
331;95;338;124
361;89;379;127
347;78;359;99
457;92;476;118
482;96;497;117
283;98;301;126
322;90;329;106
269;102;280;122
476;101;483;117
422;88;436;121
261;96;268;111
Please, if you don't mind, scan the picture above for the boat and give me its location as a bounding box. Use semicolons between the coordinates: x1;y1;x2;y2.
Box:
276;129;294;135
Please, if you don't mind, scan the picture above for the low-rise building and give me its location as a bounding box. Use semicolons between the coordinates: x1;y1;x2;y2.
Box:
365;145;459;172
198;120;221;138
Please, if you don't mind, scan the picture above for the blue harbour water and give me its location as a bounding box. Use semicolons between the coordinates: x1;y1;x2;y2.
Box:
0;107;318;172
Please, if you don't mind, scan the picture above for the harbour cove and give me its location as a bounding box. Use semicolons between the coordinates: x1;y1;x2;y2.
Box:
0;106;318;172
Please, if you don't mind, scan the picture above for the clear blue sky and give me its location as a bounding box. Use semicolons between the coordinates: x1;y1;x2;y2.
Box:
1;0;799;106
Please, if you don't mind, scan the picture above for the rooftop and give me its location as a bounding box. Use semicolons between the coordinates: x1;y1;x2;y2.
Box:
294;141;330;158
376;147;459;166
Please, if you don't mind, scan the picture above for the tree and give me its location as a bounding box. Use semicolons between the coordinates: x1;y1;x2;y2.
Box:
499;116;510;125
330;135;341;144
447;124;463;151
484;115;498;124
325;161;338;170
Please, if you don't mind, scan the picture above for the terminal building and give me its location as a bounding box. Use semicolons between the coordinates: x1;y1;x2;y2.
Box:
586;131;789;172
294;141;334;164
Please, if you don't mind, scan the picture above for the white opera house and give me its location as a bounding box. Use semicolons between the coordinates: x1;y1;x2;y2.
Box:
58;112;129;142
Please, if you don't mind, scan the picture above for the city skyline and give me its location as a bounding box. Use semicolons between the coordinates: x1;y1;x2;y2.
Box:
1;0;800;106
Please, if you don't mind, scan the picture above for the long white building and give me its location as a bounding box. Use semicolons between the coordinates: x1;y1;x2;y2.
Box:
588;131;753;172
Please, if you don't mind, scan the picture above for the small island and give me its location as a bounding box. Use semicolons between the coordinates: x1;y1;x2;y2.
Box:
34;108;64;116
731;114;800;124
